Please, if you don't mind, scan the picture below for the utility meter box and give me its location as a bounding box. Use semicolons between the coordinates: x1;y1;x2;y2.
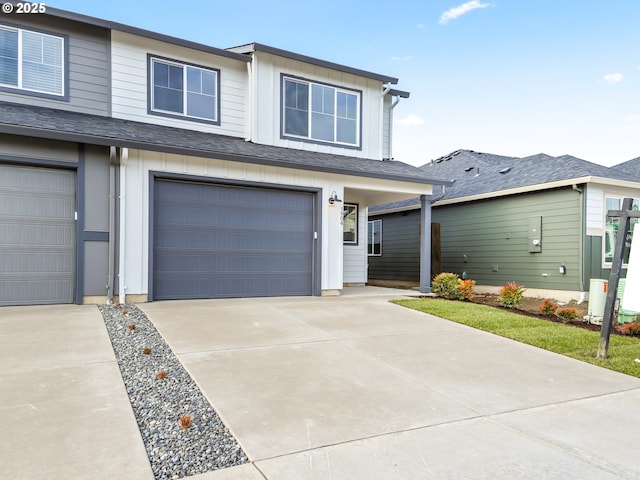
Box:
528;216;542;253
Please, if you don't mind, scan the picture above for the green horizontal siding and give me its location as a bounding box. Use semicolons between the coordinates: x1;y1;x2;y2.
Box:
433;188;582;291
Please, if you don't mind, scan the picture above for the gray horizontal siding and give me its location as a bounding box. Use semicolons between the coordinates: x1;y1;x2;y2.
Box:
433;188;583;291
368;209;421;281
0;14;109;116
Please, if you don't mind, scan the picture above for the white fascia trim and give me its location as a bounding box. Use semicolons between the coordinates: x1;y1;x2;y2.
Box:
435;176;640;207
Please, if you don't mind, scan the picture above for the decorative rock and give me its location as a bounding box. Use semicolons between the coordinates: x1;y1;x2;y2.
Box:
98;304;248;480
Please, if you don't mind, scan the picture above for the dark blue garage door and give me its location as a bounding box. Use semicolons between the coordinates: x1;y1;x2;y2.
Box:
153;179;314;299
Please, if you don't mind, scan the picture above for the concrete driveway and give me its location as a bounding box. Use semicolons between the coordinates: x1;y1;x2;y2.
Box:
2;287;640;479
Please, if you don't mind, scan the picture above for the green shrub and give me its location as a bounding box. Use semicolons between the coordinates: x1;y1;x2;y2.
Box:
498;281;525;308
539;299;558;315
431;273;475;300
431;273;460;299
556;307;578;321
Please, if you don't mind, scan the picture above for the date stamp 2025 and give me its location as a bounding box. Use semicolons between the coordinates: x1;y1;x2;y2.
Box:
2;3;47;14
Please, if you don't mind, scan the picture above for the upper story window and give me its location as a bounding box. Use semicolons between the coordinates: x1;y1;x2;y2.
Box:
282;75;361;148
149;56;220;124
604;196;639;265
0;24;65;97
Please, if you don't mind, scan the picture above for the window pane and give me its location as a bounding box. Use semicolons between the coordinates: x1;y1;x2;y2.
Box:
0;28;18;86
312;84;334;114
153;60;183;113
201;70;216;94
187;92;215;120
154;85;183;113
368;220;382;255
21;31;63;95
153;61;169;87
311;112;334;141
604;198;639;264
284;80;308;136
186;67;201;93
285;108;308;136
343;205;357;243
285;80;308;110
337;117;357;144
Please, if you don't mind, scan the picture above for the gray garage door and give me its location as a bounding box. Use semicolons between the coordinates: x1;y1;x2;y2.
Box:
0;164;76;306
153;179;315;299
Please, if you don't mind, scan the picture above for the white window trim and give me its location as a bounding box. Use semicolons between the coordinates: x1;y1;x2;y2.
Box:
368;219;382;256
282;75;361;148
0;24;65;97
343;203;358;245
603;195;639;268
149;56;220;124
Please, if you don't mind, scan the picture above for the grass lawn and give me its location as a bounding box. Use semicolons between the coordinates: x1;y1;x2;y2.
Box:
393;298;640;378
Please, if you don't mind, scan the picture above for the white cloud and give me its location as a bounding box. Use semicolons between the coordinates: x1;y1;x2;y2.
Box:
439;1;491;25
604;73;623;83
397;114;425;127
625;114;640;123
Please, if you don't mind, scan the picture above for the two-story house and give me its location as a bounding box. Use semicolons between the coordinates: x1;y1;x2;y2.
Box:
0;7;450;306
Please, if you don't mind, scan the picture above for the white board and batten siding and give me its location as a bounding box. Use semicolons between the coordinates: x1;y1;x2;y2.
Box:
110;31;247;138
122;149;343;297
120;150;430;297
251;53;386;159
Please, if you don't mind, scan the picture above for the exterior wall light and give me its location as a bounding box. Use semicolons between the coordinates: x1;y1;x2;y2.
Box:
328;191;343;205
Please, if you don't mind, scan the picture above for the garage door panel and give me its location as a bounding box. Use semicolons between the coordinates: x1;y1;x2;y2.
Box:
153;179;314;300
0;165;75;306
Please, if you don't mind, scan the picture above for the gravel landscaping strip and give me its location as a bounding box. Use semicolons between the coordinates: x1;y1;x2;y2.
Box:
98;304;248;480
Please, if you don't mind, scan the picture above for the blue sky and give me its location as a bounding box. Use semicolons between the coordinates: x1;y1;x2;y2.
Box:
48;0;640;167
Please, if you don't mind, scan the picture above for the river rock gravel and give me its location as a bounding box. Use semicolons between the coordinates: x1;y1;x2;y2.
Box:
98;304;248;480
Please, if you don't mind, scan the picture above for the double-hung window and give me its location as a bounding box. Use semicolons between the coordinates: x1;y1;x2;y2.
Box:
283;76;360;148
149;56;219;123
0;24;65;97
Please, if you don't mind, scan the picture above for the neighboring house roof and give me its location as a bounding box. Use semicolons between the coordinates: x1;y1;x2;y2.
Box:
370;149;640;213
0;102;452;186
613;156;640;178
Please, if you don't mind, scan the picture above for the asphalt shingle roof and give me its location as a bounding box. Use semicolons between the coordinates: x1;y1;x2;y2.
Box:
0;102;451;186
613;156;640;178
370;149;640;212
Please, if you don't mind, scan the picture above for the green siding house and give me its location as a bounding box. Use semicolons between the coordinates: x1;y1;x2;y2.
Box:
369;150;640;301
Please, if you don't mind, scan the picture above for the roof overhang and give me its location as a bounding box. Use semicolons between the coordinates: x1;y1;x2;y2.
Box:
228;42;398;84
0;103;452;187
370;176;640;215
38;7;250;62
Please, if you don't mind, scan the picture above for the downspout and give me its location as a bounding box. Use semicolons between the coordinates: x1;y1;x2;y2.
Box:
244;60;253;142
572;184;587;303
379;87;391;159
107;146;117;303
389;95;400;159
118;147;128;305
430;185;446;203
